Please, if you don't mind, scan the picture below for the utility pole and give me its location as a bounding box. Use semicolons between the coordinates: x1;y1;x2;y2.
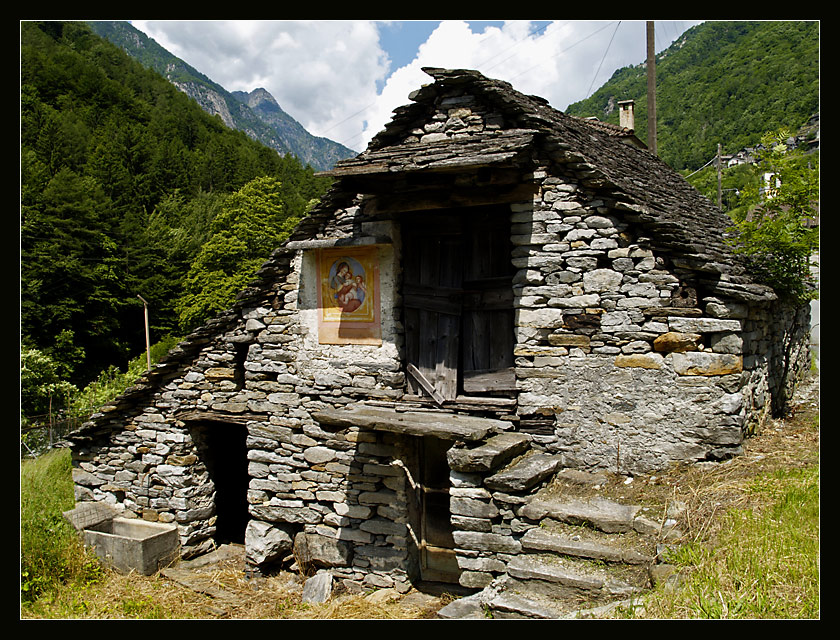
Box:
137;294;151;371
646;21;657;156
717;143;723;209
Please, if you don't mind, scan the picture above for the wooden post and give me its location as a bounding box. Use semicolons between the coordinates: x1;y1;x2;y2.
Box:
717;143;723;209
138;294;151;371
646;21;657;156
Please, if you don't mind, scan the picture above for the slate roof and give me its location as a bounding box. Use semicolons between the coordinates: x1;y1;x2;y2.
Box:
325;67;776;303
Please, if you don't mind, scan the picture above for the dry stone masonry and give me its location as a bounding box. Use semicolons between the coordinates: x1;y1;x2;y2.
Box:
66;68;811;612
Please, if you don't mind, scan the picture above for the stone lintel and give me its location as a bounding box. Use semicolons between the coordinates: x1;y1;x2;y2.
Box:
312;404;503;441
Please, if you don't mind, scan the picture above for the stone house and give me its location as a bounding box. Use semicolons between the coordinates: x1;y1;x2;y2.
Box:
66;68;811;594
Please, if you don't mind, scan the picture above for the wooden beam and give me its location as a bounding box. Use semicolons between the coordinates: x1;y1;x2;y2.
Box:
407;363;446;406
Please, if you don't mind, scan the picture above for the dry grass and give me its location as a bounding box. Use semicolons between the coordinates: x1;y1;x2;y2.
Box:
22;545;450;620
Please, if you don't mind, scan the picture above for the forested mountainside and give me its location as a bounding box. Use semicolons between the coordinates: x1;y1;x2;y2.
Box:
87;21;356;172
21;21;332;388
566;21;819;171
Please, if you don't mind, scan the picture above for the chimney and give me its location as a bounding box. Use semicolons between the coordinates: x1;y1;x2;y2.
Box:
618;100;635;131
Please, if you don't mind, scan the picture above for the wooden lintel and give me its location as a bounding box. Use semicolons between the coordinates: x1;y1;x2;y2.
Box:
367;182;539;214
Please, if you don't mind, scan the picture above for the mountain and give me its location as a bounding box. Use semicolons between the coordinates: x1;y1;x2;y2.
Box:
87;21;356;172
565;21;819;172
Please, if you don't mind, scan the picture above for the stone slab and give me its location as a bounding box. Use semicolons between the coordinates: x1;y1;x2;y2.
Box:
520;497;641;533
447;432;531;473
484;453;563;492
312;404;504;441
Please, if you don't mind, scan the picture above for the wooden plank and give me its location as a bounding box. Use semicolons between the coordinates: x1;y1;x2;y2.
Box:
435;312;460;399
462;368;517;393
367;182;539;214
407;363;446;406
404;292;462;316
174;410;266;425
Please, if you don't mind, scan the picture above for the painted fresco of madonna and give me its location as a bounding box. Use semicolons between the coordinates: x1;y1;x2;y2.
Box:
328;257;366;313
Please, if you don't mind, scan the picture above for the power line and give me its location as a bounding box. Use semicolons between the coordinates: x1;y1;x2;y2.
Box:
585;21;621;99
329;20;632;151
478;21;562;73
330;20;597;150
509;20;619;86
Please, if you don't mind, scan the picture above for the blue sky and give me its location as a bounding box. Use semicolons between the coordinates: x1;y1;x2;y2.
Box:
132;20;701;152
377;21;550;71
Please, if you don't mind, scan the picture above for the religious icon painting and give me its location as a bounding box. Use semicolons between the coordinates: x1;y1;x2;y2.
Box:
316;246;381;345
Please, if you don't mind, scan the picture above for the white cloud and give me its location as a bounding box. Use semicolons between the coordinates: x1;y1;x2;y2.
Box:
131;20;700;153
358;20;700;150
133;20;389;150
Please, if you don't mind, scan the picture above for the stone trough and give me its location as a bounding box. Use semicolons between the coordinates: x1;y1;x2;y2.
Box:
63;502;180;576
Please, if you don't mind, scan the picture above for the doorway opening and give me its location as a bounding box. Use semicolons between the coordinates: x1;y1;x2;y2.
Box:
405;435;461;585
188;420;249;545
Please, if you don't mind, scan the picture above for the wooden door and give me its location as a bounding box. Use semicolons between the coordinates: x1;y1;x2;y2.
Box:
461;210;516;394
402;207;514;401
412;437;460;584
403;215;463;401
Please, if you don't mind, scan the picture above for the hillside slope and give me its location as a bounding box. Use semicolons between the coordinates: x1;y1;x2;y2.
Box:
88;21;356;171
21;21;331;385
566;21;819;171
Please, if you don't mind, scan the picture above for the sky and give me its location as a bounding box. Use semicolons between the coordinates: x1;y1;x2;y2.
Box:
130;20;703;153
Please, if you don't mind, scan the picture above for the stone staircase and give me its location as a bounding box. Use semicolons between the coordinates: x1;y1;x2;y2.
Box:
439;455;683;619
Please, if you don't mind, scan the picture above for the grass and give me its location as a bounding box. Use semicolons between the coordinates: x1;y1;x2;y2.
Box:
20;449;104;605
640;466;819;618
20;374;819;620
633;374;820;619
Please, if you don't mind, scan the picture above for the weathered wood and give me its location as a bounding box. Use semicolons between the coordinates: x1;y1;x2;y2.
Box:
367;182;538;214
404;221;462;400
407;363;446;406
462;368;517;393
175;410;266;425
402;394;517;411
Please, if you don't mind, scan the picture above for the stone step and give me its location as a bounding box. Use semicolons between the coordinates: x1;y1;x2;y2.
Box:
446;432;531;473
483;586;577;619
482;561;646;620
519;496;658;534
521;526;654;565
483;452;563;492
506;553;648;595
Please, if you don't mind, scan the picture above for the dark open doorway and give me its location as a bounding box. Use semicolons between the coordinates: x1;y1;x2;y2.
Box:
188;420;249;545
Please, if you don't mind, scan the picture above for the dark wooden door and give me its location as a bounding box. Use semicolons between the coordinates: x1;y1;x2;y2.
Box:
402;207;514;401
461;210;516;394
